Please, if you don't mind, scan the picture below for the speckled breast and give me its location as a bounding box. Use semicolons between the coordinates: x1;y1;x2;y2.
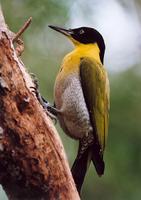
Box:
54;72;93;139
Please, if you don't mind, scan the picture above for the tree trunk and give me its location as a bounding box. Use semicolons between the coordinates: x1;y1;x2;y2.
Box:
0;5;80;200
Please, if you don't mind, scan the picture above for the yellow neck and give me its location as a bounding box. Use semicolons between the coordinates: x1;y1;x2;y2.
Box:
72;43;101;63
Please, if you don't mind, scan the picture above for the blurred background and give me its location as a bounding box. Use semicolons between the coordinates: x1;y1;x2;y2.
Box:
1;0;141;199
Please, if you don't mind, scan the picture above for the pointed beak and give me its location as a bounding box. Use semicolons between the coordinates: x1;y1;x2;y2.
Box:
48;25;73;37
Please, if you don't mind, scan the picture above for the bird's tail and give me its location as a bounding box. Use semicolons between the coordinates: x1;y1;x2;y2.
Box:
91;143;105;176
71;142;105;193
71;145;91;194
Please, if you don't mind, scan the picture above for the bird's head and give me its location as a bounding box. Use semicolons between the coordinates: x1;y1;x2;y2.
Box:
48;25;105;64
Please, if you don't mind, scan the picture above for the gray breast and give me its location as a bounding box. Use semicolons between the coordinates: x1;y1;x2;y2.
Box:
55;73;93;139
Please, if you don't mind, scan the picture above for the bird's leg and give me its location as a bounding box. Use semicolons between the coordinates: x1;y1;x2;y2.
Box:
30;73;58;122
41;96;59;118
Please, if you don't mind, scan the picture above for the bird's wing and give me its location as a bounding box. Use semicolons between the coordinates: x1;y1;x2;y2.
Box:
80;57;110;153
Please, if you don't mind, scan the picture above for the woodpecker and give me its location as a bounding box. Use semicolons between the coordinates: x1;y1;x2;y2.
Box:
48;25;110;193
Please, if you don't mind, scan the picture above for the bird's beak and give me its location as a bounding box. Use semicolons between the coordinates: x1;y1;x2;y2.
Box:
48;25;80;46
48;25;73;38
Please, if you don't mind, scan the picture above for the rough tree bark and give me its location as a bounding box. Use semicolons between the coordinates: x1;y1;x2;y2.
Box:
0;6;80;200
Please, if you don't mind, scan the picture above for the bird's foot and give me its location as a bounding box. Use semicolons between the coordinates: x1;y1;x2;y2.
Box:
41;98;58;123
30;74;58;123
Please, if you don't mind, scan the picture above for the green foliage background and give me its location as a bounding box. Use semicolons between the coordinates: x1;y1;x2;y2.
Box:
0;0;141;199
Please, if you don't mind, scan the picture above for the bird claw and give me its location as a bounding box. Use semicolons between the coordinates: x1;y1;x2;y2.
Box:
30;74;58;123
44;109;57;124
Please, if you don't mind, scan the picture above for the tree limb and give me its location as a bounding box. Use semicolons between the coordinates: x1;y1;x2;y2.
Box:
0;5;80;200
13;17;32;43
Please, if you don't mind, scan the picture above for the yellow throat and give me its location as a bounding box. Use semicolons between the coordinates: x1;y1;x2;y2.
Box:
60;41;101;76
72;42;101;63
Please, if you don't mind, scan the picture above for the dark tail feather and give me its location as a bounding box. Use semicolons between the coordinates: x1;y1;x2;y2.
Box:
91;144;105;176
71;142;105;193
71;145;91;194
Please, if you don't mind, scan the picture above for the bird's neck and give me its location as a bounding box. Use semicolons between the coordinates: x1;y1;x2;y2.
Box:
73;43;101;64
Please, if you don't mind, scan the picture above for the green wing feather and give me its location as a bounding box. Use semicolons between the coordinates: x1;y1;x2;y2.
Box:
80;57;110;153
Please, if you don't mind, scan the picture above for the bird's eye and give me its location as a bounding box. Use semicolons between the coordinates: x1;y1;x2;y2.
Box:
79;29;84;34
